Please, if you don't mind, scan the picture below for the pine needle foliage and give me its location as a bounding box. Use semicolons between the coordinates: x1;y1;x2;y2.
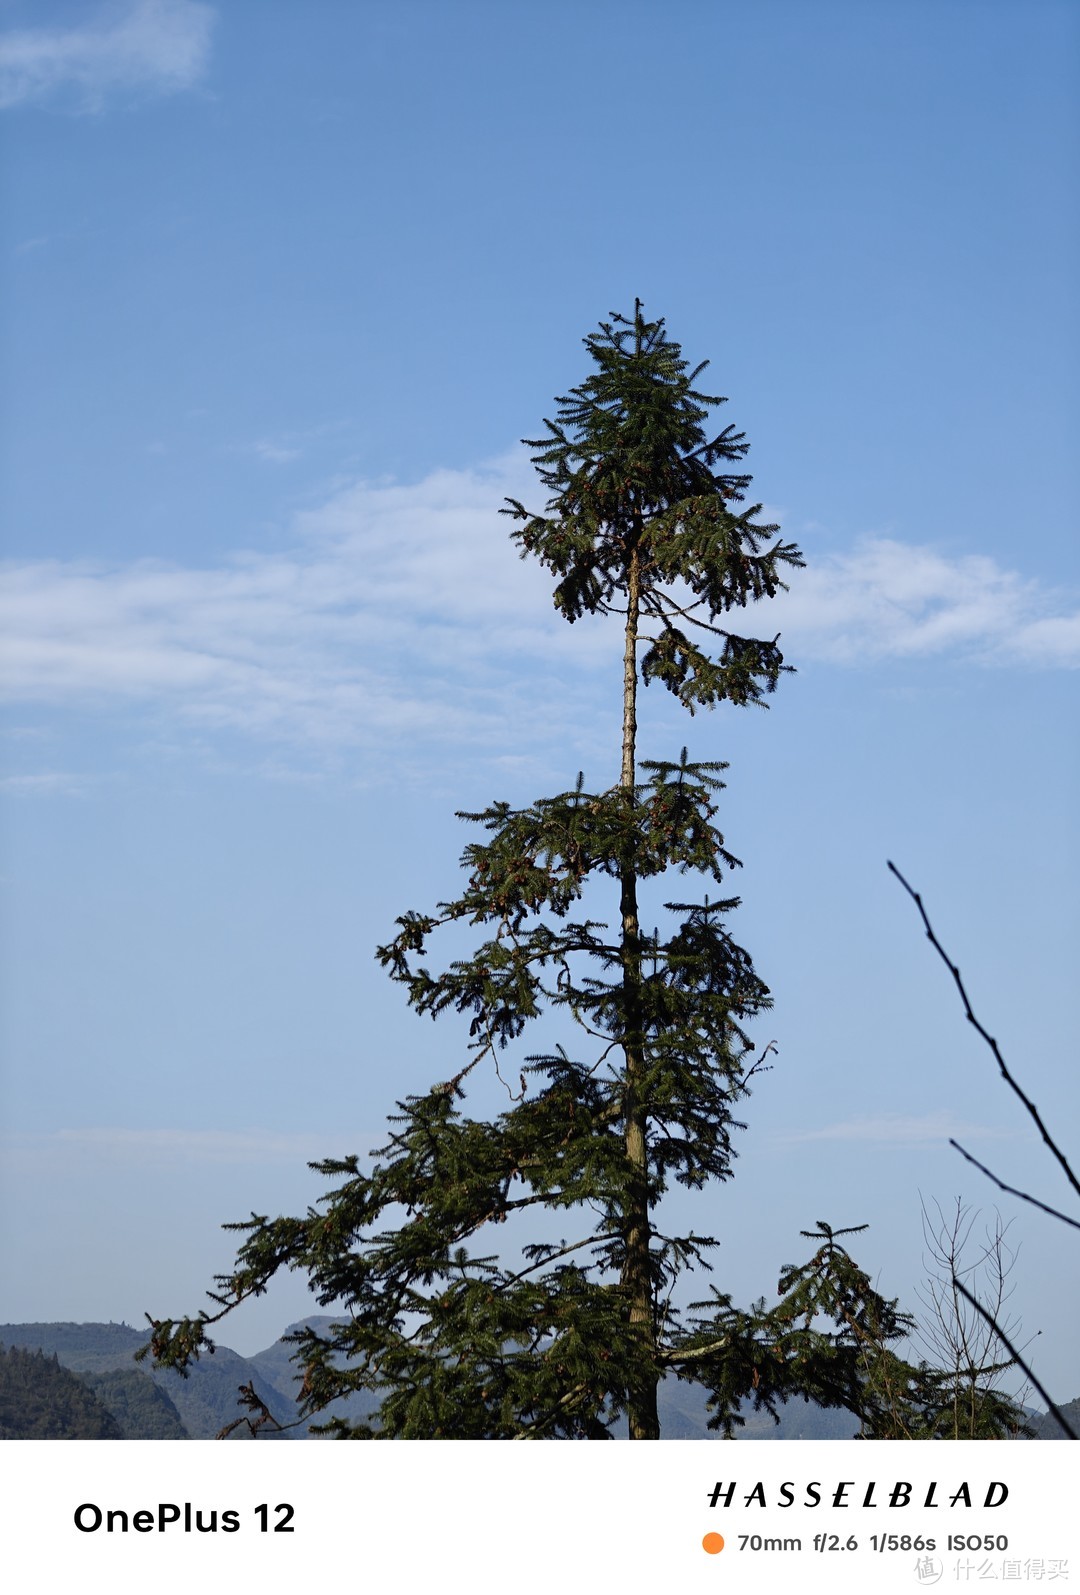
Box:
144;304;1012;1439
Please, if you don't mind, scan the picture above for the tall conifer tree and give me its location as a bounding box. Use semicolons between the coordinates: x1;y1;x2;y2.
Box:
146;305;986;1438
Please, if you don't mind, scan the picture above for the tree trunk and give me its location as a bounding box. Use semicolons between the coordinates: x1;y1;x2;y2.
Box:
620;536;659;1440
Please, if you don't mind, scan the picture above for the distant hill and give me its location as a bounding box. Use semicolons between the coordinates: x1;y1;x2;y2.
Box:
1028;1397;1080;1440
0;1343;122;1439
0;1320;147;1374
2;1321;1071;1439
80;1369;189;1439
0;1322;295;1439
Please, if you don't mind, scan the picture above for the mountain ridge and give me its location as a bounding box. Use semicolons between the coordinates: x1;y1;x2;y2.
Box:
1;1321;1069;1440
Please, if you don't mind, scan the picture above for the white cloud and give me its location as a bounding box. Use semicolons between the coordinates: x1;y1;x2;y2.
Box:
768;538;1080;668
773;1111;1010;1147
5;1126;371;1166
0;771;85;795
0;0;214;111
0;453;609;764
1;453;1076;770
250;439;302;466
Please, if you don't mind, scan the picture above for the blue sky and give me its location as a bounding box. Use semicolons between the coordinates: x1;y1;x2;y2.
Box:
1;0;1077;1400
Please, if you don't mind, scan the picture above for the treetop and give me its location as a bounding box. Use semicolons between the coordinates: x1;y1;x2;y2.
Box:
502;299;805;712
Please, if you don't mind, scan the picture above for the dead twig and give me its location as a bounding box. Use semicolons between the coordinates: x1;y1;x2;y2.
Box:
949;1141;1080;1234
888;862;1080;1207
953;1281;1076;1441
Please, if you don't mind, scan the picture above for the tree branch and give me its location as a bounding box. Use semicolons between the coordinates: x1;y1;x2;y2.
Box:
888;862;1080;1207
952;1280;1076;1440
949;1141;1080;1233
510;1381;590;1439
658;1335;730;1366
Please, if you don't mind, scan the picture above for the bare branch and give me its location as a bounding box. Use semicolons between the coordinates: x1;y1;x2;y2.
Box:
497;1235;602;1289
510;1381;590;1440
658;1335;730;1366
949;1142;1080;1233
952;1281;1076;1440
888;861;1080;1209
739;1038;778;1088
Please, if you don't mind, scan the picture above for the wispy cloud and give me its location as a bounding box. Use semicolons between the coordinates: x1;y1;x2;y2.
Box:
773;1112;1011;1148
228;418;359;468
0;771;85;795
5;1127;371;1167
0;0;214;112
1;453;1076;772
770;539;1080;669
0;453;606;765
250;439;302;466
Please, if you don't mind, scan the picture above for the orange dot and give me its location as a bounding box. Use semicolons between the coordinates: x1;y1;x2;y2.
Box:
702;1532;725;1555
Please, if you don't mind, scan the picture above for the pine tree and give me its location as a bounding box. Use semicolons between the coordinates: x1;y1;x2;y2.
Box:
145;304;981;1439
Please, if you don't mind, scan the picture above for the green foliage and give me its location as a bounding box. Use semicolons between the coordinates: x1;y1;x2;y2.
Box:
503;305;802;712
681;1222;1031;1440
145;304;1018;1440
